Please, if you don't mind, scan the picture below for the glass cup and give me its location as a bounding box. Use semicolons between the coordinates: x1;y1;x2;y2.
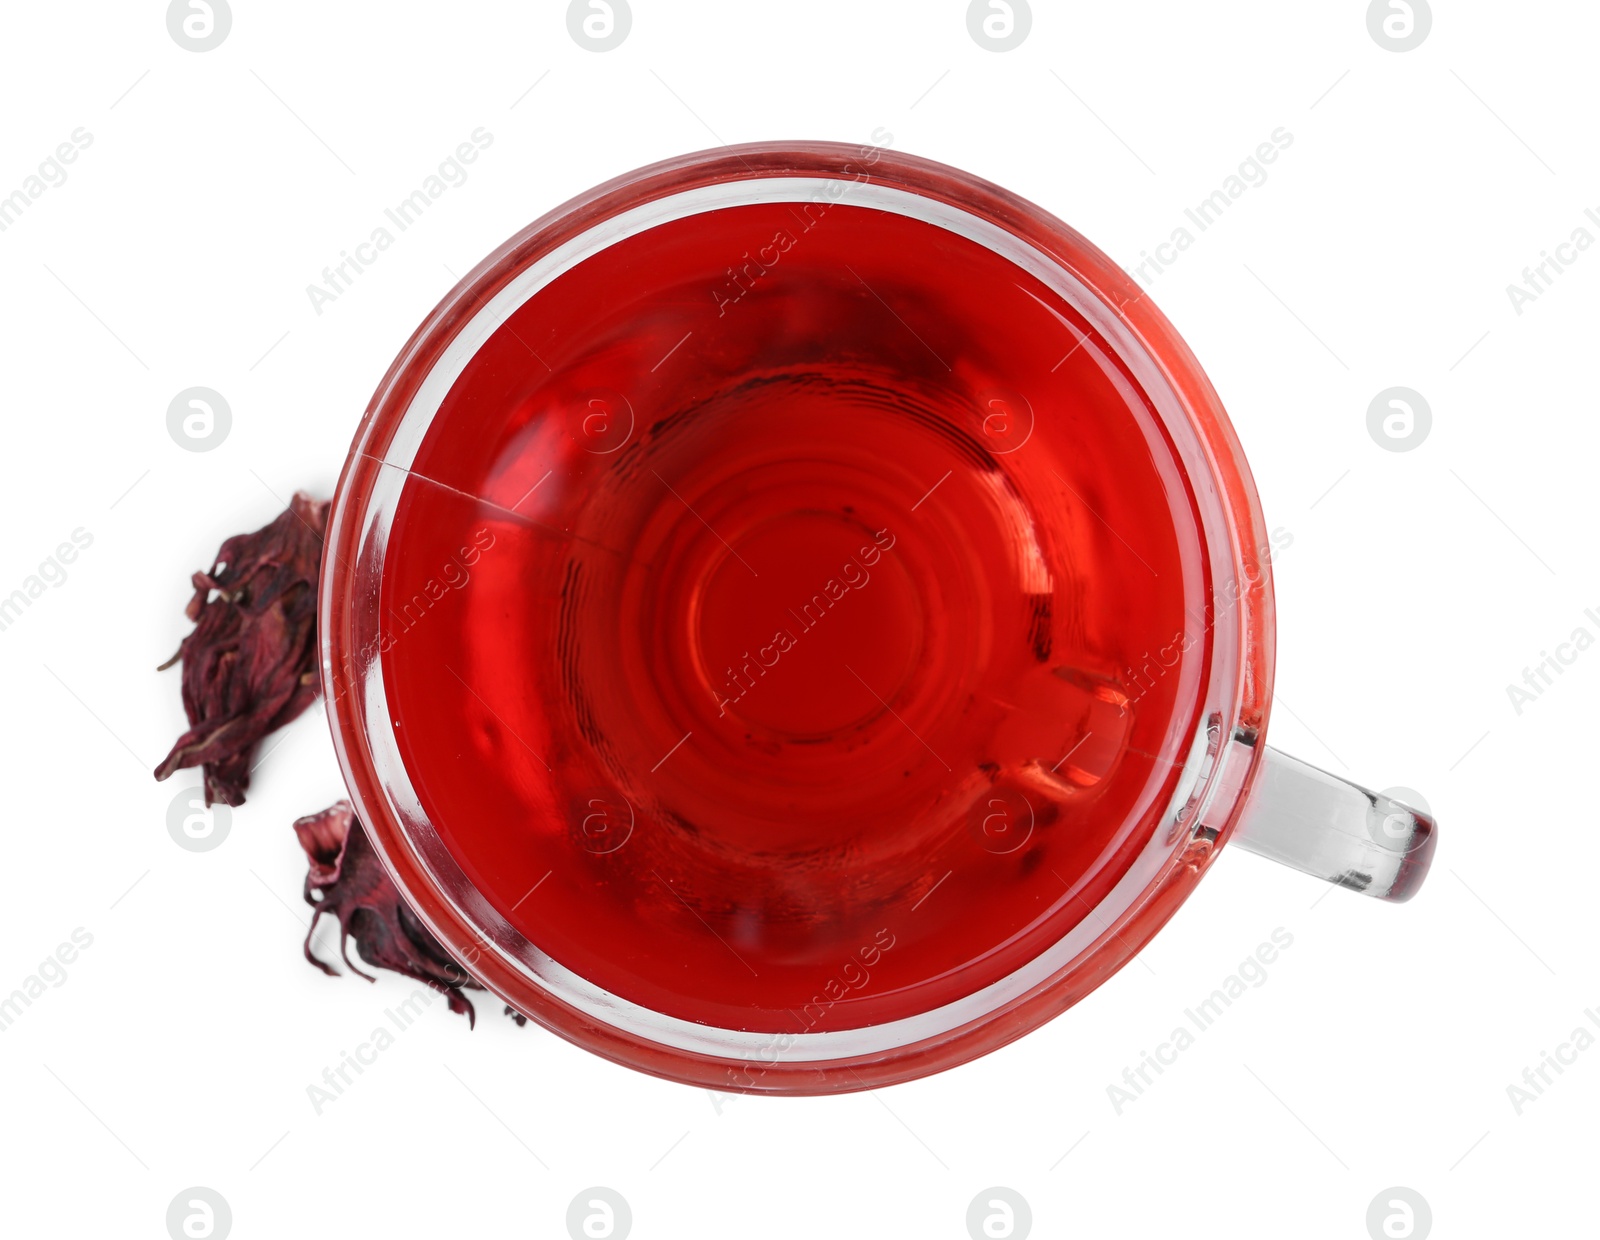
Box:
320;141;1436;1093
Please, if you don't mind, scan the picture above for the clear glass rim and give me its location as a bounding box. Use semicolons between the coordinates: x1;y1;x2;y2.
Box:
319;141;1276;1093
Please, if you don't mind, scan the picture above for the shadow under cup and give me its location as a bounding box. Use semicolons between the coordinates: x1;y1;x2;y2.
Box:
322;144;1274;1092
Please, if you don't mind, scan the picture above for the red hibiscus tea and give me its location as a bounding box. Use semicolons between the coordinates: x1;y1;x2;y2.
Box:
375;194;1207;1036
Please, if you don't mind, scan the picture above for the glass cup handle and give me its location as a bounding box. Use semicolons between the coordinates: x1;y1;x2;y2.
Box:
1229;747;1436;902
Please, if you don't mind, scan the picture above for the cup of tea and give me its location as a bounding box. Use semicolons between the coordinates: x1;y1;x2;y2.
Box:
320;141;1436;1093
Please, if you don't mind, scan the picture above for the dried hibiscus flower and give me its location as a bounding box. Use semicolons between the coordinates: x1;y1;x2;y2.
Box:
294;800;524;1028
154;492;329;806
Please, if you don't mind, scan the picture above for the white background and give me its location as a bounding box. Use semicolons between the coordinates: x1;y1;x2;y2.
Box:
1;2;1594;1236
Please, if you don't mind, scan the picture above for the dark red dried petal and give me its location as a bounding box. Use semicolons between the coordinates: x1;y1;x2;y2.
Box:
293;801;525;1028
154;492;329;806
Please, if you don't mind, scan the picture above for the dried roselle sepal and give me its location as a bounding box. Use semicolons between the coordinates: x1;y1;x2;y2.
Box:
294;800;525;1028
154;492;329;806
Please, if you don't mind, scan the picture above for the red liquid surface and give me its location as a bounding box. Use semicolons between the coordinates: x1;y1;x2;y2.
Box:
380;200;1207;1033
